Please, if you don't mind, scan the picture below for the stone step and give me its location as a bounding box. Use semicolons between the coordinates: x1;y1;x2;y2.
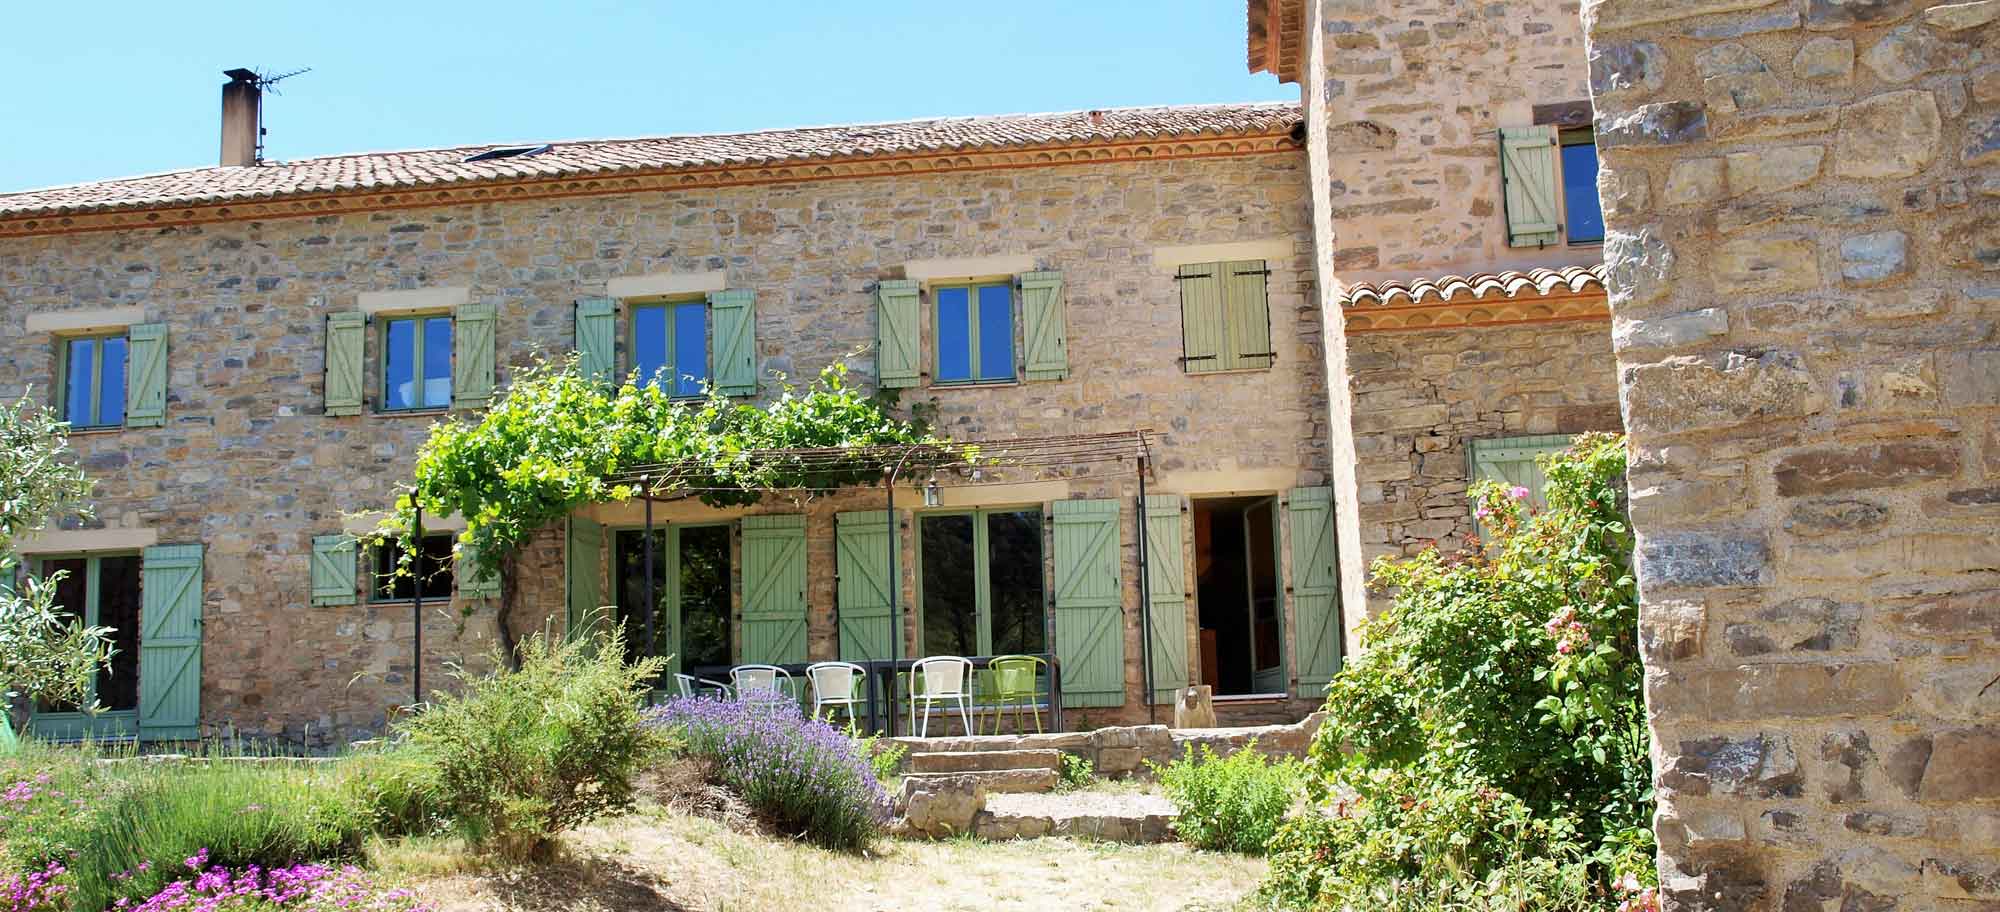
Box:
904;768;1059;794
971;792;1177;843
908;748;1063;774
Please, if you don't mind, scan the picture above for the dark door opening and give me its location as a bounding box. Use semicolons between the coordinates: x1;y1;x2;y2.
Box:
615;525;732;676
1194;496;1283;697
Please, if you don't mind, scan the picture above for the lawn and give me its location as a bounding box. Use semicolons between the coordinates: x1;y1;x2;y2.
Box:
384;803;1270;912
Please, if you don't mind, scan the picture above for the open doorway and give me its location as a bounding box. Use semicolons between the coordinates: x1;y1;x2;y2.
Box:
1193;496;1283;697
615;525;732;676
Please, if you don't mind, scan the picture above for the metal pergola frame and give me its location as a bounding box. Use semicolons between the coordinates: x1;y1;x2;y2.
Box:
593;428;1163;726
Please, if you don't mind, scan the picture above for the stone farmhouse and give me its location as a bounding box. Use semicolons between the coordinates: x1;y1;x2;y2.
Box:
0;4;1626;746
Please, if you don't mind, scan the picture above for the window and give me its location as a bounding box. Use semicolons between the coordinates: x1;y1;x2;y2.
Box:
1560;130;1604;245
370;534;455;602
58;332;128;428
381;314;453;411
33;554;142;715
933;283;1015;384
1177;260;1273;374
920;508;1045;656
1468;434;1575;539
629;300;709;397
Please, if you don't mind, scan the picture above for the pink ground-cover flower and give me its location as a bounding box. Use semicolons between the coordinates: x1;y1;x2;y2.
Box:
3;862;69;912
1508;485;1530;500
125;861;430;912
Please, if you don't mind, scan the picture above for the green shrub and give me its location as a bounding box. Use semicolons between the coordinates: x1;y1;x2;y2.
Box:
64;759;368;910
1057;753;1093;792
1150;742;1300;854
849;723;908;786
336;745;450;839
399;629;668;860
1265;433;1655;909
0;742;119;874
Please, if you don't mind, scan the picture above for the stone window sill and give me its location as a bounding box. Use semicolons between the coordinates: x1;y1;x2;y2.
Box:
928;379;1022;391
372;407;451;419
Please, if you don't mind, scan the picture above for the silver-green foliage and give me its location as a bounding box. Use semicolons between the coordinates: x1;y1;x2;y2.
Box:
0;393;111;716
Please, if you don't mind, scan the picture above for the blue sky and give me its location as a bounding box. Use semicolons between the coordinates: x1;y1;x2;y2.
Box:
0;1;1294;194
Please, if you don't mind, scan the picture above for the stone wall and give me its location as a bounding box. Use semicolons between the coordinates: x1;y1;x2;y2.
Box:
1350;321;1623;563
1583;0;1999;907
0;150;1331;743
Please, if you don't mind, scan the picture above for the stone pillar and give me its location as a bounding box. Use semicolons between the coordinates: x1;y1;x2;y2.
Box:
1582;0;1998;908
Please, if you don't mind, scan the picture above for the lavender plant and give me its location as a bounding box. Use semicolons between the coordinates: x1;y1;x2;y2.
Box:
645;697;890;851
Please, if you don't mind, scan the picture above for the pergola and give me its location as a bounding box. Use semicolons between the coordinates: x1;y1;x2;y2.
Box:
399;418;1170;726
588;428;1165;726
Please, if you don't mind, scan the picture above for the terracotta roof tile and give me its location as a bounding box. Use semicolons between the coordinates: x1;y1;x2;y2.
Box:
1341;264;1607;308
0;102;1301;219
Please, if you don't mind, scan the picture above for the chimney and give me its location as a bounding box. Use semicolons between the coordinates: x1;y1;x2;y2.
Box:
220;68;260;167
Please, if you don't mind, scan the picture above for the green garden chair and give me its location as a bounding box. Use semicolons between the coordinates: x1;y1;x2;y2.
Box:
983;655;1047;735
0;715;16;755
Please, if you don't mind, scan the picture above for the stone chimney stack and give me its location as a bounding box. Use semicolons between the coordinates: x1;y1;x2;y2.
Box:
220;68;260;167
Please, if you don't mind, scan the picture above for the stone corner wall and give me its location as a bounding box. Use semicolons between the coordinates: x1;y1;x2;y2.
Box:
1583;0;1998;908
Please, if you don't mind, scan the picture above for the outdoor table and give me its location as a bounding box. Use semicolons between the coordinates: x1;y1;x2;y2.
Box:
689;653;1063;737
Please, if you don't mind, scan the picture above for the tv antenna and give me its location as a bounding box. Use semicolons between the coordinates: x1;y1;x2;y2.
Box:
228;66;312;164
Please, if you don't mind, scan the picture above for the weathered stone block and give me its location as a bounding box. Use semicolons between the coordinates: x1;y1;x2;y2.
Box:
1890;590;1998;641
1805;0;1919;29
1703;662;1906;720
1941;349;2000;408
1696;43;1768;78
1589;39;1666;99
1839;231;1908;285
1861;23;1974;84
1925;0;2000;30
1641;599;1708;662
1598;166;1651;216
1623;350;1824;432
1793;37;1855;82
1687;7;1801;37
1724;146;1824;195
1602;226;1675;306
1789;533;2000;580
1774;442;1962;496
1665;158;1728;205
1586;0;1793;31
1712;105;1839;141
1714;234;1821;294
1630;473;1746;523
1596;101;1709;148
1920;728;2000;801
1640;531;1769;589
1968;117;2000;168
1725;597;1861;656
1836;90;1941;179
1945;214;2000;273
1661;732;1802;798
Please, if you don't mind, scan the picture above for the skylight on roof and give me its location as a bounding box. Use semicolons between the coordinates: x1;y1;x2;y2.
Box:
462;144;552;163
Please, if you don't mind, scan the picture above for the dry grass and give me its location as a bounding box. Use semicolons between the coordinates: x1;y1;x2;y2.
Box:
380;803;1269;912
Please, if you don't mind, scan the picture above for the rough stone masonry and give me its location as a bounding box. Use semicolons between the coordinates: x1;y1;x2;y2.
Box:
1582;0;1999;907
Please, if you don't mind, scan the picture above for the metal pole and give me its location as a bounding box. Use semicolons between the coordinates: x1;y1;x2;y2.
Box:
411;493;423;709
1136;454;1155;726
644;481;656;666
885;473;898;737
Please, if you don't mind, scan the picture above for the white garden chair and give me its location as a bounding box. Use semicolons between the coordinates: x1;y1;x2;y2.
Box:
805;661;868;724
729;664;796;706
909;656;974;738
674;673;733;700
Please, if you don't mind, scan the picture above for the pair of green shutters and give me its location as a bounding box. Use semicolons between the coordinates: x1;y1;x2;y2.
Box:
308;536;497;606
561;515;807;674
874;271;1068;388
572;290;759;396
1176;261;1272;373
28;544;204;742
323;307;495;415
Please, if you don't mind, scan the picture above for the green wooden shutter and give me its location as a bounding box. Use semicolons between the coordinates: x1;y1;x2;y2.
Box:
566;517;607;641
458;540;500;599
139;543;203;740
1177;264;1225;375
1500;125;1561;248
875;279;921;389
575;297;617;385
1053;499;1124;708
1019;270;1068;381
310;534;357;606
742;515;808;665
1469;434;1574;539
1288;487;1343;697
125;322;167;428
1221;260;1273;371
323;312;365;416
1144;494;1189;705
834;510;897;663
452;302;496;409
709;289;758;397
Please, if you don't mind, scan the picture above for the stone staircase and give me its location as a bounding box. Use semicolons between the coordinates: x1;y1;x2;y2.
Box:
904;747;1061;793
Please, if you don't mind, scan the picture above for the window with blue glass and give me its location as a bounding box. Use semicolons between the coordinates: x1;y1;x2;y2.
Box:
381;314;453;411
630;300;709;397
933;283;1015;384
59;332;128;428
1560;130;1604;245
